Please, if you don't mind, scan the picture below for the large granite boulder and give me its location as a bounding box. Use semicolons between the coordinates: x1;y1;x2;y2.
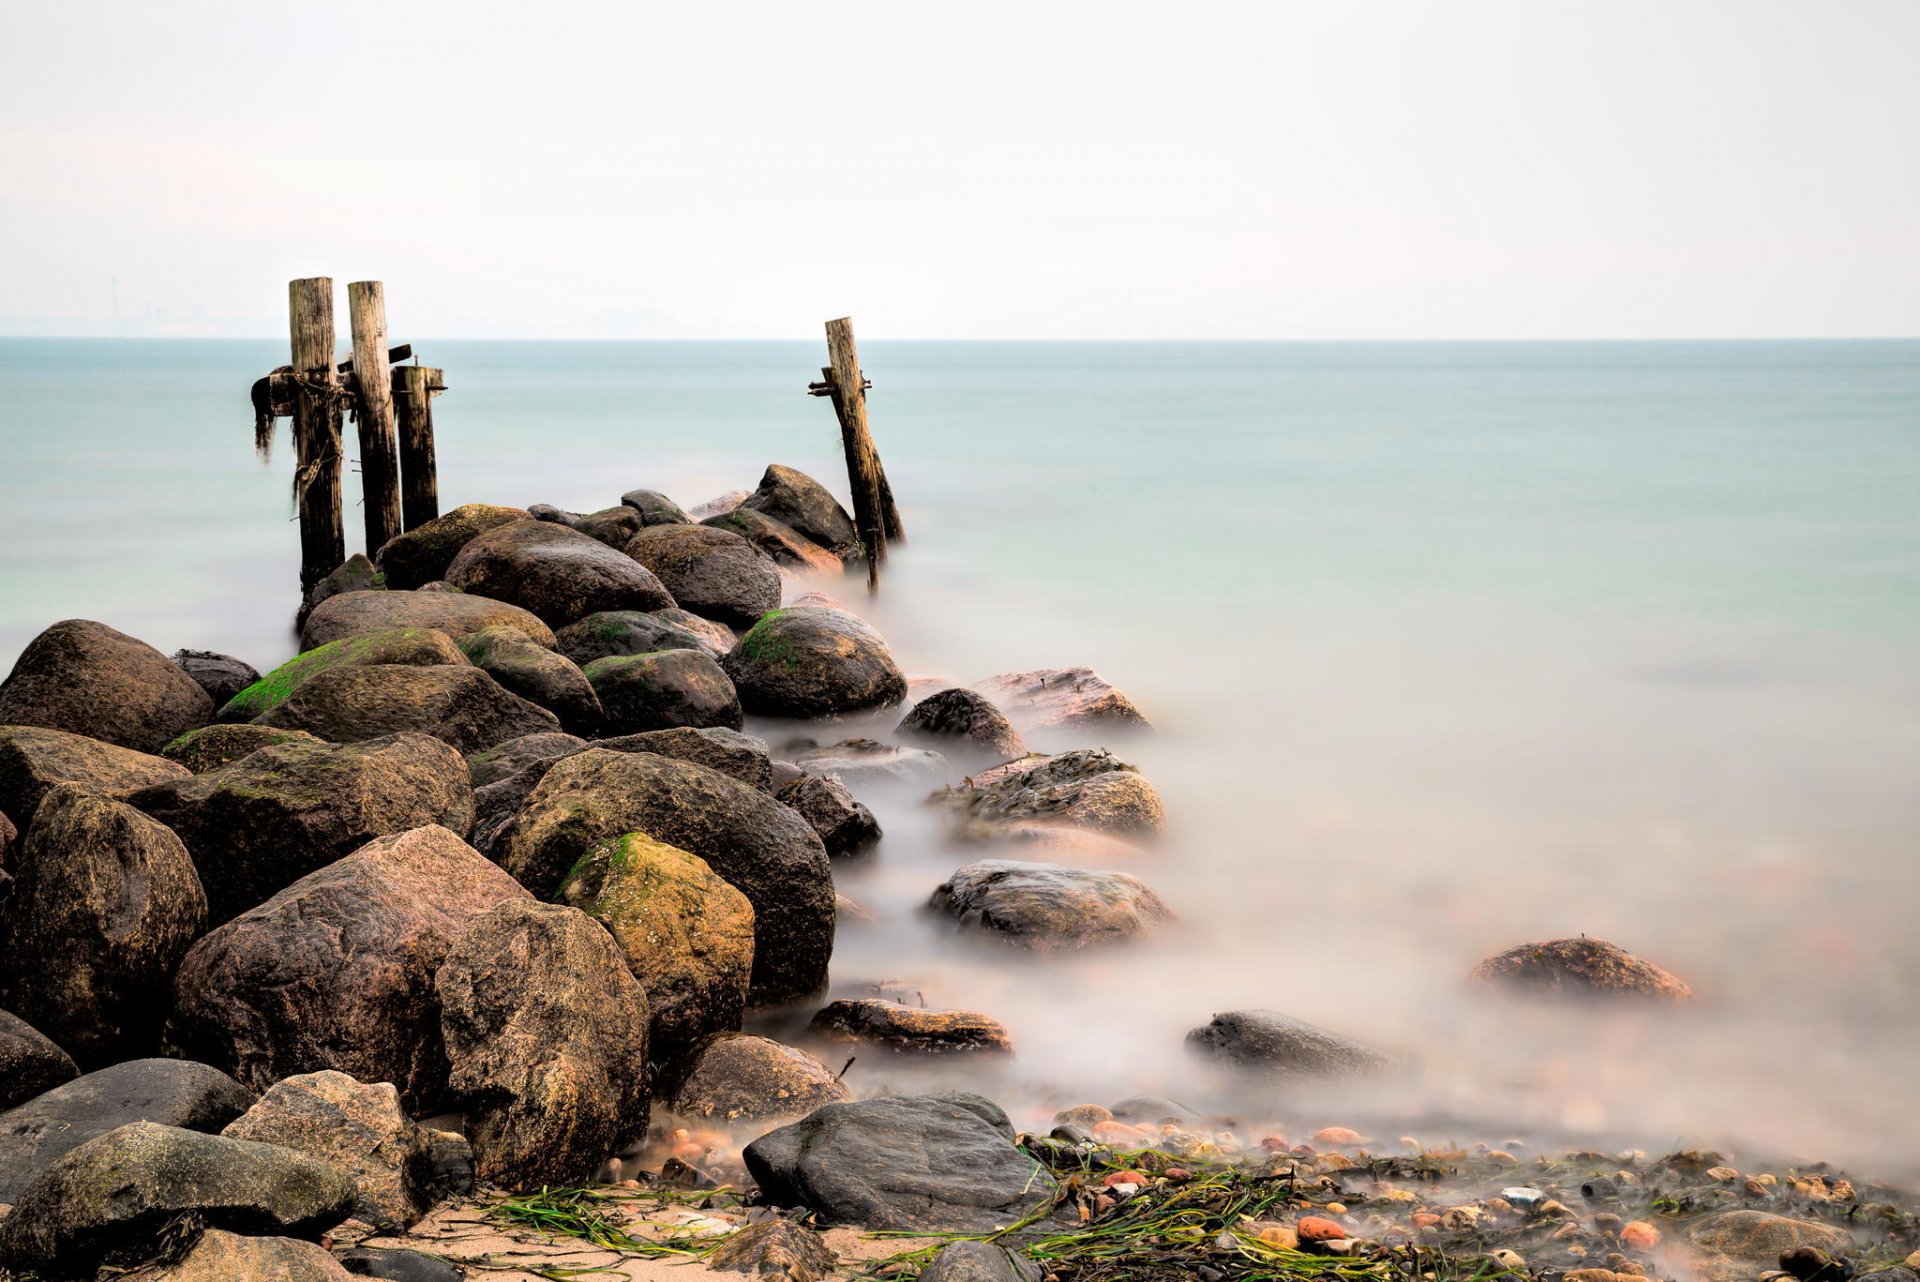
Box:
620;488;692;526
809;999;1014;1056
597;725;773;792
496;749;834;1003
625;524;780;630
468;731;587;788
167;825;530;1105
940;750;1164;840
301;589;557;651
435;900;650;1189
1471;937;1694;1001
738;464;859;560
446;519;675;627
555;609;711;666
160;724;326;773
254;663;562;755
776;774;881;856
0;1010;77;1111
0;785;206;1066
136;1229;356;1282
722;607;907;719
743;1093;1056;1232
665;1033;852;1126
972;667;1150;734
899;688;1025;763
930;860;1175;951
704;506;842;574
457;625;603;735
584;648;743;735
1185;1010;1397;1078
373;503;528;589
170;649;261;708
0;725;188;829
220;627;470;721
132;733;474;923
0;620;213;753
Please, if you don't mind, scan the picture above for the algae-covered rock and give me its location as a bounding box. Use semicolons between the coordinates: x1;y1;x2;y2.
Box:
170;648;261;708
458;624;604;734
0;725;188;827
221;627;469;721
555;609;713;666
302;588;557;651
299;551;385;625
573;504;647;548
625;523;781;630
254;663;563;756
738;464;859;560
374;503;528;589
930;859;1175;951
1471;937;1694;1002
722;607;906;719
585;648;743;735
0;619;213;753
665;1032;852;1125
447;519;676;627
161;723;326;773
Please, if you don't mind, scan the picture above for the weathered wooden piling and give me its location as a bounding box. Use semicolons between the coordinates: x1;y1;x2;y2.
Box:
347;281;404;554
288;278;345;595
395;364;444;531
809;317;903;590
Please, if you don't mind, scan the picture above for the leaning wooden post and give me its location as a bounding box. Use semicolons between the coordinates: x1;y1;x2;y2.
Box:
288;278;345;595
346;281;403;554
394;364;443;531
813;317;904;591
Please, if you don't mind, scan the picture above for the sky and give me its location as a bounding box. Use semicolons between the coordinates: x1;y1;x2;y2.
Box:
1;0;1915;341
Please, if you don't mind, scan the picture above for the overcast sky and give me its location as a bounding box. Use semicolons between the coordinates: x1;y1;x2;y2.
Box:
2;1;1914;340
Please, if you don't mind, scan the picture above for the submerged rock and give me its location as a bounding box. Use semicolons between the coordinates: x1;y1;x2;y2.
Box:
457;624;603;734
809;998;1014;1056
626;523;781;630
555;608;714;666
374;503;529;589
597;725;774;792
942;750;1164;840
973;667;1150;734
221;626;470;721
899;688;1026;762
665;1033;852;1125
0;725;188;827
161;723;326;773
930;859;1175;951
170;648;261;707
584;648;743;734
467;730;586;788
739;464;859;560
704;506;843;574
446;519;676;626
723;606;907;719
0;619;214;753
621;488;693;526
1471;937;1693;1002
1184;1010;1397;1078
0;1010;77;1111
302;588;558;651
776;773;882;856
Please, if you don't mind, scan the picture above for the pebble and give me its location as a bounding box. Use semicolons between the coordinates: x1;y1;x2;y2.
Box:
1907;1252;1920;1271
1325;1203;1348;1214
1314;1126;1366;1145
1297;1216;1348;1242
1502;1186;1546;1210
1707;1166;1741;1182
1491;1250;1526;1271
1620;1221;1661;1250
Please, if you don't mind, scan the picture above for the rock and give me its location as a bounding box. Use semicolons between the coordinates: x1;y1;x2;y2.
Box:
743;1093;1056;1233
161;723;327;773
170;649;261;707
739;464;859;559
973;668;1150;734
941;750;1164;840
144;1228;356;1281
468;731;587;788
457;625;603;734
1109;1096;1200;1127
337;1246;463;1280
597;725;774;792
302;588;558;651
0;727;190;835
704;507;843;574
584;648;743;734
1687;1212;1855;1282
920;1240;1044;1282
496;749;834;1002
167;825;529;1105
573;504;647;548
0;1121;355;1277
254;663;562;756
626;524;780;630
446;519;676;627
1184;1010;1397;1078
467;754;571;860
930;860;1175;951
690;489;751;522
666;1033;852;1125
0;1010;77;1111
776;774;882;856
723;607;907;719
621;489;693;525
657;608;739;657
0;786;206;1066
1471;937;1694;1001
555;832;755;1056
374;503;529;589
529;503;582;526
790;737;951;789
0;619;214;753
223;1069;447;1230
707;1218;838;1279
132;733;475;923
899;689;1026;762
435;899;650;1189
300;552;386;625
809;999;1014;1056
0;1058;255;1203
221;627;471;722
555;609;709;666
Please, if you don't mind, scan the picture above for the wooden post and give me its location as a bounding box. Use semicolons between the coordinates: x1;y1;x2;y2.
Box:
394;364;443;531
288;278;344;595
347;281;403;554
819;317;904;588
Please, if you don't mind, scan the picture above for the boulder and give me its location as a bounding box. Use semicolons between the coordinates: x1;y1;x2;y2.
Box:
940;750;1164;840
809;999;1013;1056
254;664;562;756
1687;1212;1855;1282
467;754;571;860
300;552;385;625
446;519;675;627
0;1058;255;1203
689;488;751;522
597;725;774;792
336;1246;464;1281
556;832;755;1056
0;619;213;753
899;689;1026;762
707;1219;838;1280
920;1241;1043;1282
0;1010;77;1111
223;1069;449;1230
221;627;470;721
138;1229;355;1282
573;504;647;548
972;668;1150;734
743;1093;1056;1233
0;1121;355;1278
161;724;327;773
457;625;603;734
739;464;859;559
0;724;188;828
665;1033;852;1125
170;648;261;707
584;648;743;734
435;899;650;1189
302;588;558;651
496;749;834;1003
468;731;586;788
625;524;780;630
1470;937;1694;1001
0;786;206;1066
791;737;951;789
528;503;582;526
930;860;1175;951
722;607;907;719
1184;1010;1397;1078
167;825;530;1106
776;774;881;857
132;733;475;923
374;503;528;589
555;609;713;666
656;608;738;657
704;506;842;574
621;489;693;525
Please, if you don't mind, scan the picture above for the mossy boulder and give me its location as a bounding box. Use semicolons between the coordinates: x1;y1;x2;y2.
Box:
169;649;261;708
929;859;1175;952
555;609;712;667
0;1009;77;1112
221;627;469;721
0;620;213;754
161;723;327;774
253;663;563;756
298;552;385;627
0;725;189;828
458;625;602;735
738;464;859;560
301;588;557;651
584;648;743;735
703;507;842;574
446;519;675;627
374;503;528;589
722;606;906;719
625;524;780;630
597;725;773;792
665;1032;851;1125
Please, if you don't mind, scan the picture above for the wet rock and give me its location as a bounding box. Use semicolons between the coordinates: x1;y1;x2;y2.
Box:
0;619;214;753
920;1240;1044;1282
221;627;470;721
1687;1212;1855;1282
302;588;558;651
574;504;647;548
556;832;755;1056
223;1069;448;1230
254;663;561;756
739;464;859;560
337;1246;464;1281
973;668;1151;734
899;688;1026;762
446;519;676;627
0;1058;255;1203
468;731;587;788
656;608;739;657
170;648;261;708
0;1010;76;1111
1471;937;1694;1002
150;1228;356;1280
0;1120;355;1277
457;624;603;734
435;899;650;1189
467;755;570;860
529;502;582;525
666;1033;852;1124
743;1093;1056;1232
0;725;189;827
626;523;780;630
622;488;693;525
0;786;206;1066
776;773;882;856
584;648;743;734
161;723;327;773
708;1218;839;1279
809;998;1014;1055
167;825;529;1105
132;732;475;923
791;737;951;789
930;859;1176;951
598;725;774;792
374;502;529;589
1184;1010;1397;1079
556;608;713;666
496;748;834;1002
300;552;385;626
690;488;752;521
723;606;907;719
941;750;1165;840
704;506;843;574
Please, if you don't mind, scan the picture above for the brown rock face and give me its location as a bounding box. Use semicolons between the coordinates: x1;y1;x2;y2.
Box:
0;725;188;829
808;998;1014;1056
1470;937;1693;1002
706;1219;838;1280
435;900;650;1189
929;859;1176;952
665;1032;852;1125
0;620;214;754
447;519;676;627
703;506;843;575
0;786;207;1067
457;625;604;735
167;825;530;1104
134;1229;354;1281
301;589;557;651
940;750;1165;840
722;607;907;719
373;502;529;589
596;725;773;792
738;464;859;560
468;731;587;788
584;648;743;735
972;667;1151;734
0;1009;78;1111
160;724;326;773
775;774;882;857
624;524;780;630
253;663;562;756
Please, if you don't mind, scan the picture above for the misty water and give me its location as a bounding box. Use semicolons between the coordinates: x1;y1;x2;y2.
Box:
3;338;1917;1177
